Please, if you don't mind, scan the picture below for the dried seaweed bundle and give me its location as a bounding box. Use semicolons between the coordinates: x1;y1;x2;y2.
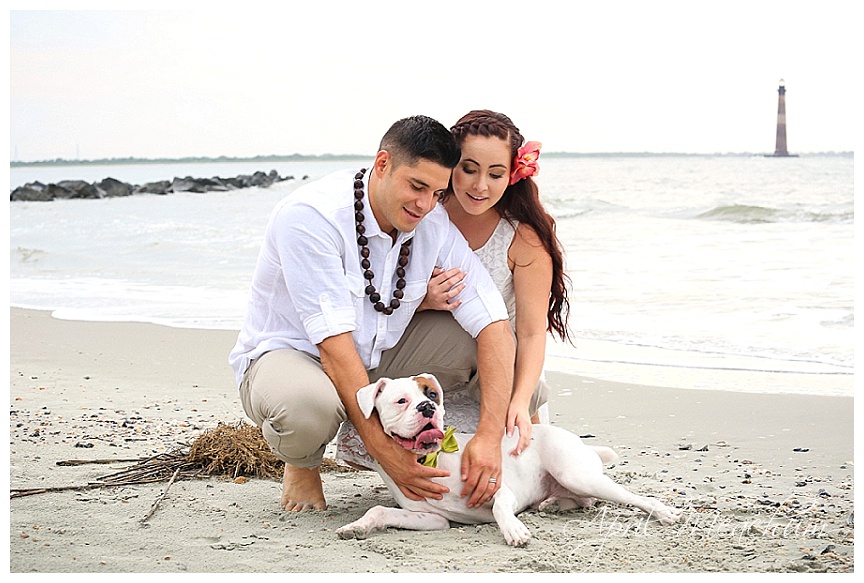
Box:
186;421;283;479
11;421;287;498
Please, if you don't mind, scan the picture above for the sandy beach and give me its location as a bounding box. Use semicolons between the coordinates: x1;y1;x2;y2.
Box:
7;307;854;573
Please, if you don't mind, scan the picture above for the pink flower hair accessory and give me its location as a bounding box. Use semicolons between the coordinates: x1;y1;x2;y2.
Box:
510;140;542;185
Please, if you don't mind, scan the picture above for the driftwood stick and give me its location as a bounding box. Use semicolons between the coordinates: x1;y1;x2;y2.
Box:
141;467;181;523
56;458;143;466
12;460;192;499
11;482;108;498
100;465;177;484
98;456;187;482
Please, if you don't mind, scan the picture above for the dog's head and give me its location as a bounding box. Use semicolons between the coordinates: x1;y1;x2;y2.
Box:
356;373;445;455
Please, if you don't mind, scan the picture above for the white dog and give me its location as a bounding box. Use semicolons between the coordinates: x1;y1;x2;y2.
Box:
336;374;681;546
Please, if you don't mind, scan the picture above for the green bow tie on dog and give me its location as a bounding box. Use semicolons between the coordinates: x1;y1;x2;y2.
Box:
418;426;458;468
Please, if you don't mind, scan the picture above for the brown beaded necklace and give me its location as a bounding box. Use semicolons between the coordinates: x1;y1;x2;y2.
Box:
354;168;411;315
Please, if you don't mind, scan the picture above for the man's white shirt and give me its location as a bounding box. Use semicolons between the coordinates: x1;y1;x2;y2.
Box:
229;168;509;385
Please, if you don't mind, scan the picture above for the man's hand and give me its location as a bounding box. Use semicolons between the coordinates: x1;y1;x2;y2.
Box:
459;429;503;508
367;433;451;501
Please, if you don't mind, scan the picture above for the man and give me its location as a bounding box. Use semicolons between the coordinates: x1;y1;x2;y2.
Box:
229;115;515;512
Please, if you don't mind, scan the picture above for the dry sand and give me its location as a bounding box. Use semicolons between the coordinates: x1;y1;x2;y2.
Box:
7;308;855;573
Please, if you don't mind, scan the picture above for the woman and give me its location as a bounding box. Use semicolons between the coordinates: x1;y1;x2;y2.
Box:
421;109;572;455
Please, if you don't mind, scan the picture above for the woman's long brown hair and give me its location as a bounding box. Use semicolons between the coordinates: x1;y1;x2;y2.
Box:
446;110;573;343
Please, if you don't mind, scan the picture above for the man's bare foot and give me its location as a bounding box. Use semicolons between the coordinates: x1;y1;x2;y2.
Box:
281;463;327;511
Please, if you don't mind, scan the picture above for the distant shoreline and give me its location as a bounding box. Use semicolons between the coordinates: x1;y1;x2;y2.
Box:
10;153;369;168
10;151;854;167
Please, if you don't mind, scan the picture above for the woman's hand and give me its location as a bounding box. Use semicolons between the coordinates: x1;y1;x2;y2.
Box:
418;267;466;312
506;402;533;457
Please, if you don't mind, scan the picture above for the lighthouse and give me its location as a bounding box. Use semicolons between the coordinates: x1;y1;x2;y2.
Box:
767;79;798;157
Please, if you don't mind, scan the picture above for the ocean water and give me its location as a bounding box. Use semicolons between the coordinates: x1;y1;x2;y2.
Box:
8;155;854;397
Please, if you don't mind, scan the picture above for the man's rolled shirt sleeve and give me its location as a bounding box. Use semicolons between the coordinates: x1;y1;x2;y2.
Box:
433;219;510;337
271;202;357;345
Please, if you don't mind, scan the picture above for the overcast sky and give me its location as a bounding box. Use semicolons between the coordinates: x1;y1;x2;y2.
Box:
7;1;858;162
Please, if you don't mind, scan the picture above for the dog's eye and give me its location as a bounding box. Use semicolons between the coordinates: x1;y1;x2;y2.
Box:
397;398;407;405
423;389;439;402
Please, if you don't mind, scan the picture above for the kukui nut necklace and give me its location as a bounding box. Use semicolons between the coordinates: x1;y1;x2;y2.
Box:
354;168;411;315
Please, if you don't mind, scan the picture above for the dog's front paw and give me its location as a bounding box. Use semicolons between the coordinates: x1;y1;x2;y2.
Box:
336;523;371;540
653;504;683;526
500;517;532;547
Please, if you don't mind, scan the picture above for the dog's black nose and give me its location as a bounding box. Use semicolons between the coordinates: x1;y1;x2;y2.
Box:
416;400;436;418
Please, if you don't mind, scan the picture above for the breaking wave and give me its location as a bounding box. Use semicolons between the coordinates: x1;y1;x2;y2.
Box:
696;204;852;224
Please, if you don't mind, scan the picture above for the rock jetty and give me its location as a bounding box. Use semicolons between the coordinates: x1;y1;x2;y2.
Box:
10;169;303;201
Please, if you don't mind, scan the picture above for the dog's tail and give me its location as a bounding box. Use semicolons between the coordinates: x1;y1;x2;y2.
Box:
590;446;619;466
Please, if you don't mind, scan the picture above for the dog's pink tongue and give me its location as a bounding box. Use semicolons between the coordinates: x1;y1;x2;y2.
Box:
413;428;444;449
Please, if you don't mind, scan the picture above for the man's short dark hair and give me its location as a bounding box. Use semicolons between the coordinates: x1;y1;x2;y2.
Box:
378;115;461;169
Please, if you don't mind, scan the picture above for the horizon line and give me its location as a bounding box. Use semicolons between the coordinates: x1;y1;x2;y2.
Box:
10;150;855;167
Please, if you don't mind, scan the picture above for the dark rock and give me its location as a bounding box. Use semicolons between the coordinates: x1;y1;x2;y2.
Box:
202;177;231;192
56;180;102;199
249;171;270;187
170;176;202;193
135;180;171;195
97;177;133;197
11;168;292;201
227;172;275;189
222;176;243;189
171;176;230;193
10;181;50;201
43;183;73;199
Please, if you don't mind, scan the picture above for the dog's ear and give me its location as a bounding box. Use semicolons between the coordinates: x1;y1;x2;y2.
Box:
413;373;443;405
356;378;388;419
